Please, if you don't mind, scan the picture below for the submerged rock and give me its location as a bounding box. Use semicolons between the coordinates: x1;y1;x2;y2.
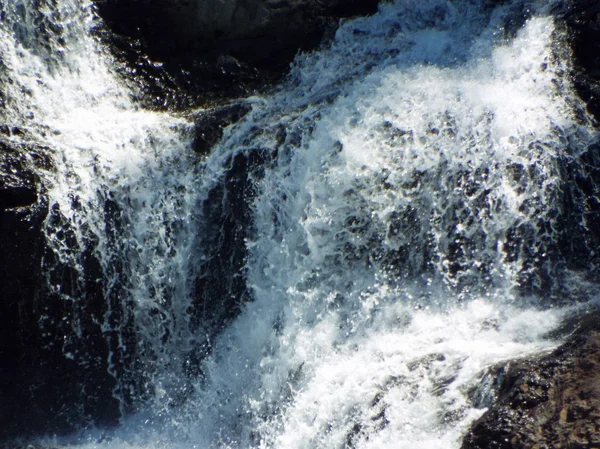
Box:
462;310;600;449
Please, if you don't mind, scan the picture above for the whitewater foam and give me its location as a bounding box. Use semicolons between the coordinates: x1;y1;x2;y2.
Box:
1;0;598;448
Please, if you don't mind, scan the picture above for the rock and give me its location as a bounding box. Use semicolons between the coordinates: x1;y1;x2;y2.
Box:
92;21;268;110
562;0;600;123
462;310;600;449
0;135;39;211
0;137;122;442
94;0;379;66
0;185;37;210
188;148;272;370
191;101;253;154
92;0;380;110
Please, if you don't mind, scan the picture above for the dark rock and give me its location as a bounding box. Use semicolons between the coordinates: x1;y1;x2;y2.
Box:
0;136;47;212
0;146;38;211
462;309;600;449
94;0;380;67
0;185;37;209
92;0;380;110
562;0;600;123
188;148;272;367
0;138;122;442
91;20;269;110
191;102;253;154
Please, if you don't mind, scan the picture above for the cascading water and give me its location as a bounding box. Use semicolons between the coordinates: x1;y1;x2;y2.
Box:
0;0;204;422
1;0;599;448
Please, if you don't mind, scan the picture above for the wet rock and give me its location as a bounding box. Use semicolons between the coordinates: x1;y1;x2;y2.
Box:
0;185;37;209
562;0;600;123
92;0;380;110
0;138;121;442
0;136;46;212
188;148;272;365
92;21;269;110
462;310;600;449
191;101;253;154
94;0;380;67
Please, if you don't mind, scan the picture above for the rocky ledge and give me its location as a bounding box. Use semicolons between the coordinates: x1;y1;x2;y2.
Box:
92;0;380;110
462;309;600;449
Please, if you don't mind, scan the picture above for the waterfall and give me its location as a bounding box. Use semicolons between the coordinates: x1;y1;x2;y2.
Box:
1;0;599;448
1;0;203;421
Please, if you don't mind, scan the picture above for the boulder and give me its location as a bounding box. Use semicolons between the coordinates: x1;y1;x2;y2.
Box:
92;0;380;110
462;310;600;449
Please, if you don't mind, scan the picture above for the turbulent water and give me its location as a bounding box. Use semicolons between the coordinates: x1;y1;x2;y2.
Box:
1;0;599;448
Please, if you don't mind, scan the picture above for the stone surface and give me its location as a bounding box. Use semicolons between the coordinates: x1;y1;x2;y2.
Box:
189;148;272;367
92;0;380;110
0;134;39;211
462;310;600;449
94;0;379;66
563;0;600;123
0;135;121;442
192;102;253;154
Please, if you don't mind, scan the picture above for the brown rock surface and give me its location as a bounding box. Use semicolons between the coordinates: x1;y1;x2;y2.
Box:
462;311;600;449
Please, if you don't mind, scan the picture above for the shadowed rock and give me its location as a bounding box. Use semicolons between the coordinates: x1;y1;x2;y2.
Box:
1;137;122;442
563;0;600;123
92;0;381;110
94;0;380;67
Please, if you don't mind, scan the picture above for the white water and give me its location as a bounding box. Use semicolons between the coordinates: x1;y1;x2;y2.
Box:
0;0;202;413
1;0;598;448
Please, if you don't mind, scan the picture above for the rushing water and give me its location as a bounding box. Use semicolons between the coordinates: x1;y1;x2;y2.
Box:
1;0;599;448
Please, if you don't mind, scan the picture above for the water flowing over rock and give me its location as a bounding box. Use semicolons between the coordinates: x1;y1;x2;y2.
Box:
462;310;600;449
1;0;600;448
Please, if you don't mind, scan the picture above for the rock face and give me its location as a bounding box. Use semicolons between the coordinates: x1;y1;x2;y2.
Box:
95;0;379;67
187;147;272;374
564;0;600;123
92;0;380;109
0;135;49;440
0;134;122;442
192;102;253;154
462;311;600;449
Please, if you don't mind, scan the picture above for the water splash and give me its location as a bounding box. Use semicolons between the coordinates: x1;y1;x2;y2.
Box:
1;0;599;448
161;4;595;448
1;0;205;419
